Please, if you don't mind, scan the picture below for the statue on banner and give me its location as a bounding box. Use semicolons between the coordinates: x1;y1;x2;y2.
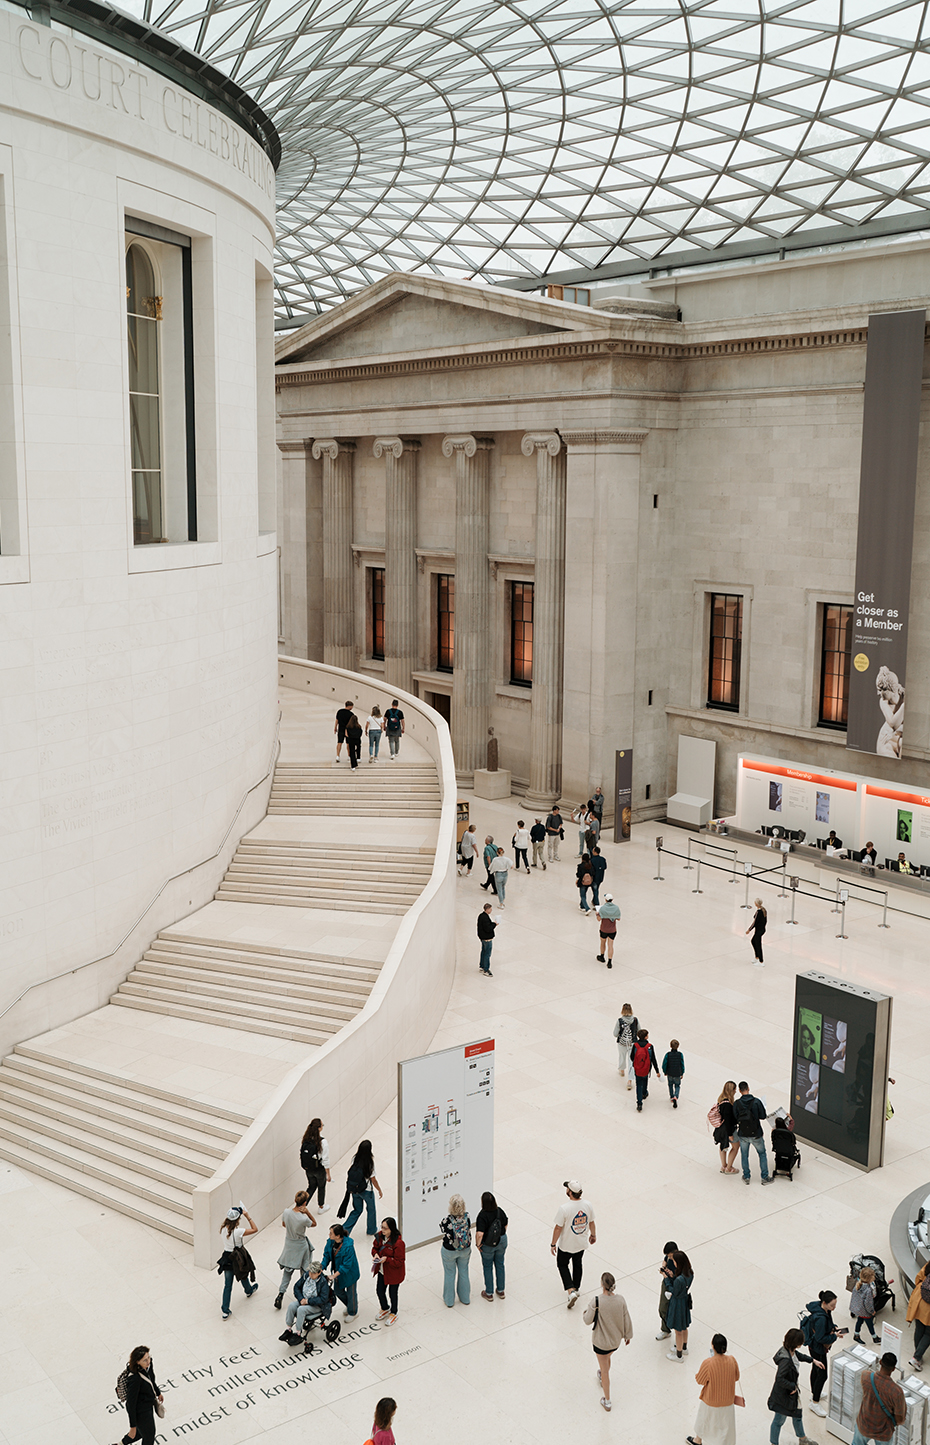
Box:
875;667;905;757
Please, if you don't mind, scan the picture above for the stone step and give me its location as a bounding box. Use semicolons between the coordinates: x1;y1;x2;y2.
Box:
117;979;346;1031
239;840;435;857
0;1061;229;1159
266;806;441;817
0;1135;194;1242
222;865;422;897
142;947;373;999
12;1048;251;1130
127;966;359;1021
150;936;382;979
111;992;330;1046
274;764;436;773
213;886;408;914
235;847;433;872
0;1115;194;1217
0;1095;210;1186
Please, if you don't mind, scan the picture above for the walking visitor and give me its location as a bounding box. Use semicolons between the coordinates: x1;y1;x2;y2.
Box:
477;902;496;976
383;701;405;758
217;1204;258;1319
550;1180;596;1306
530;818;547;868
767;1327;815;1444
583;1271;633;1413
664;1250;694;1360
372;1217;406;1325
321;1224;360;1319
365;704;383;761
631;1029;660;1111
339;1139;383;1235
613;1004;638;1082
299;1117;331;1209
117;1346;164;1445
688;1333;742;1445
663;1039;686;1107
594;892;620;966
274;1190;315;1308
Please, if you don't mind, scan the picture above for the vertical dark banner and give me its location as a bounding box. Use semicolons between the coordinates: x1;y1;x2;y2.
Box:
613;749;632;843
847;309;925;756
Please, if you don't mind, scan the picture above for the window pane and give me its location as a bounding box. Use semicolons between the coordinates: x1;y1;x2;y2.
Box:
127;312;158;395
132;471;164;545
371;567;385;660
127;242;163;545
819;603;852;727
129;392;161;473
511;580;533;685
437;573;454;672
707;593;742;709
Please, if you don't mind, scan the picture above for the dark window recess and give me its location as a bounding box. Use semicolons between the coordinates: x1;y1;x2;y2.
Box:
819;603;853;728
707;593;742;710
648;689;653;706
437;574;454;672
653;494;658;508
645;784;651;800
510;580;534;686
370;568;385;660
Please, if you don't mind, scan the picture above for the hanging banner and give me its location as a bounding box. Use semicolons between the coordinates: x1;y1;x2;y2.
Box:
846;309;925;757
614;748;632;842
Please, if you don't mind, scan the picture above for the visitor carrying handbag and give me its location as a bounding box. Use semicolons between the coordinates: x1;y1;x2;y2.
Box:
734;1393;745;1408
591;1298;599;1330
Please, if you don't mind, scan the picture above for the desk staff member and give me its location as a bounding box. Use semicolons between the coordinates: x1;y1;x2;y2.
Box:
858;841;877;865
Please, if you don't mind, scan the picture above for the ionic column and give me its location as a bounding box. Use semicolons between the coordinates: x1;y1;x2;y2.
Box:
311;437;356;670
443;433;494;775
374;436;420;695
522;432;566;805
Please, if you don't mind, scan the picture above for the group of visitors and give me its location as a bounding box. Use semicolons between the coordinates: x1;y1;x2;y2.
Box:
710;1081;775;1184
611;1007;685;1109
334;699;405;767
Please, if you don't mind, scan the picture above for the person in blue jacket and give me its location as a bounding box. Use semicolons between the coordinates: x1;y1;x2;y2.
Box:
662;1041;686;1108
321;1224;360;1319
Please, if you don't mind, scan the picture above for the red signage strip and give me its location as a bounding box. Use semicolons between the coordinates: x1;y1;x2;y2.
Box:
465;1040;494;1059
741;760;858;792
866;784;930;808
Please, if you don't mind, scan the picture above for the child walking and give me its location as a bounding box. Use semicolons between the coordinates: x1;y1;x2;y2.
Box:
662;1040;685;1108
850;1266;880;1343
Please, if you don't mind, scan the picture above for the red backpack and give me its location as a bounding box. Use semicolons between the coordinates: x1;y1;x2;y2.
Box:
632;1042;652;1077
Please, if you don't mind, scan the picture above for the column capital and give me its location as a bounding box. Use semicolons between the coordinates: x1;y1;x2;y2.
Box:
277;439;314;455
521;431;562;458
560;430;648;449
442;434;494;458
311;437;357;460
373;436;421;458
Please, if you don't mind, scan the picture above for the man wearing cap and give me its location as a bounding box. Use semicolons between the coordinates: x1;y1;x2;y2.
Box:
550;1181;596;1307
594;893;621;967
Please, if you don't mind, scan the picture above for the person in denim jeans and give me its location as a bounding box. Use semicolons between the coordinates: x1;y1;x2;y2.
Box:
340;1139;383;1235
577;853;593;912
662;1041;685;1108
734;1082;773;1186
439;1194;471;1306
321;1225;359;1319
218;1205;259;1319
365;706;383;762
590;847;606;905
476;1190;508;1300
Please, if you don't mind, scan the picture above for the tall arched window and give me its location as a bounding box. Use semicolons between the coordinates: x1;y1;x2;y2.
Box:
126;243;163;543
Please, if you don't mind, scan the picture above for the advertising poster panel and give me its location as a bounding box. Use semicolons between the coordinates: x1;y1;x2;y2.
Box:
614;748;632;842
846;309;925;756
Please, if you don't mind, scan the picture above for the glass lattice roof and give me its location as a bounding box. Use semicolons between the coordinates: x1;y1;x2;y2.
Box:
126;0;930;320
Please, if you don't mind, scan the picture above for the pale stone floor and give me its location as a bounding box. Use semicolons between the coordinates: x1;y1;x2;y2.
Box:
3;790;930;1445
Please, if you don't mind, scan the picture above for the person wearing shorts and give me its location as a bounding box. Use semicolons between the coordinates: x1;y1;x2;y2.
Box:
595;893;620;967
583;1272;632;1412
334;700;354;761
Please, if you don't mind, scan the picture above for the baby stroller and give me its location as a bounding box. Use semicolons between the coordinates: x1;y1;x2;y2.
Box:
847;1254;896;1316
281;1277;342;1355
771;1122;801;1180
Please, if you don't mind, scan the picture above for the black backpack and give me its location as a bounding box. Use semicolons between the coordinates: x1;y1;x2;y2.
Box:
483;1212;503;1248
734;1095;758;1136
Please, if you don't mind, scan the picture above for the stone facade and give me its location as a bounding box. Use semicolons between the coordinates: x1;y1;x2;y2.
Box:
276;251;930;816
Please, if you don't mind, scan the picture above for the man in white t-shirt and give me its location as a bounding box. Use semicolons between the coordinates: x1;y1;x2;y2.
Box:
550;1180;596;1307
458;823;478;876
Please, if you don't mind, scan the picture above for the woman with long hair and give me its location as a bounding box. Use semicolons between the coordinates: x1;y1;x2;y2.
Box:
583;1272;632;1412
613;1004;639;1086
365;703;383;762
439;1193;471;1307
746;898;767;965
218;1204;258;1319
476;1189;508;1300
274;1188;316;1310
688;1333;741;1445
665;1250;694;1361
372;1217;406;1326
299;1117;331;1210
120;1345;163;1445
340;1139;382;1236
715;1081;739;1174
371;1397;398;1445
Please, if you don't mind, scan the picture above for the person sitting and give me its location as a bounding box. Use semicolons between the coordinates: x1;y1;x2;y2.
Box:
896;852;912;875
859;842;877;865
827;831;843;850
279;1262;331;1343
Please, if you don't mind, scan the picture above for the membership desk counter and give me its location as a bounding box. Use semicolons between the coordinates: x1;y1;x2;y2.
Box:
727;753;930;899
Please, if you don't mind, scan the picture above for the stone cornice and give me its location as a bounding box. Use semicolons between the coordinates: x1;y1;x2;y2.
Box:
561;430;649;446
276;326;875;390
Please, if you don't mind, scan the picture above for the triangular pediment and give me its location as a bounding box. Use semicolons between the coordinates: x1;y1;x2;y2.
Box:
275;272;611;365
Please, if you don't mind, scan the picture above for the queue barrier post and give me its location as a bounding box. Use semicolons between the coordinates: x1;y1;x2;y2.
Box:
879;891;891;929
692;859;703;894
683;837;694;871
836;889;849;940
729;853;738;884
654;835;664;882
741;863;753;910
778;854;788;898
831;876;842;915
787;875;799;925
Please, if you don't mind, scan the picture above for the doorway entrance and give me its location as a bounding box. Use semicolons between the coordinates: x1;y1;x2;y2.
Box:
428;691;451;725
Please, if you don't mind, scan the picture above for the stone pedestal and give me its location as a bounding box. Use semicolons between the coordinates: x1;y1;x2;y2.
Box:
444;433;494;775
560;431;648;804
522;431;566;805
375;436;419;695
473;768;512;800
312;437;355;670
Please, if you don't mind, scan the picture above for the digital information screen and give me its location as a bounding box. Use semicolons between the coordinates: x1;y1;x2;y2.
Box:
791;972;892;1171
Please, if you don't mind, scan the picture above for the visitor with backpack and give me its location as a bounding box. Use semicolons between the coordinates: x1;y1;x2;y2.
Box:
370;1397;398;1445
767;1327;815;1444
372;1217;406;1325
439;1193;472;1306
339;1139;383;1235
734;1081;773;1185
299;1117;331;1209
115;1346;163;1445
802;1290;847;1415
476;1190;508;1299
662;1040;685;1107
710;1081;739;1174
613;1004;638;1085
851;1352;905;1444
851;1266;881;1344
905;1260;930;1370
632;1030;660;1111
383;701;405;759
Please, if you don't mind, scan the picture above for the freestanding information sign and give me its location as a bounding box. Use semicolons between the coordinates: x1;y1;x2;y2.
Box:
398;1038;495;1248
